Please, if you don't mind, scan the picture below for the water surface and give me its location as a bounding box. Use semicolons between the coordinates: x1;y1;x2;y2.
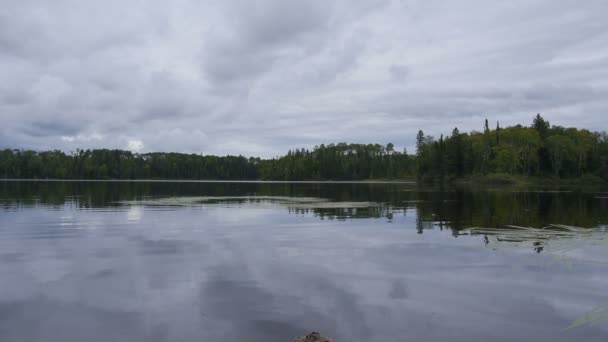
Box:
1;180;607;341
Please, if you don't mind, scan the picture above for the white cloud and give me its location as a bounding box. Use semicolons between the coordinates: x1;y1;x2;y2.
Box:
127;139;144;152
61;132;103;143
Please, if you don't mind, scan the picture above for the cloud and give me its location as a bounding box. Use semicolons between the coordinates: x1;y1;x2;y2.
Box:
61;133;103;143
1;0;607;156
389;65;409;82
127;139;144;152
201;0;331;85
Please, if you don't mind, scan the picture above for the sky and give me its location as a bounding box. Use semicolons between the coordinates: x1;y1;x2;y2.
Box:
1;0;607;157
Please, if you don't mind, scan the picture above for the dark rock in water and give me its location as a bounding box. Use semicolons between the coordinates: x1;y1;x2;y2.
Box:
293;332;333;342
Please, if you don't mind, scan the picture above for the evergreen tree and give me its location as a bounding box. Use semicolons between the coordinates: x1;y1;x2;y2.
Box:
496;121;501;145
532;113;550;140
416;130;425;156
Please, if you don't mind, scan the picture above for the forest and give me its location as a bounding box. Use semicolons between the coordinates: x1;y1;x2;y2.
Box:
415;114;608;182
0;150;259;180
257;143;413;180
0;144;412;181
1;115;607;182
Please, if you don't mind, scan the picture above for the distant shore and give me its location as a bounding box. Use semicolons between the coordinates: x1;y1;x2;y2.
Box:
452;173;608;187
2;177;606;188
0;178;416;184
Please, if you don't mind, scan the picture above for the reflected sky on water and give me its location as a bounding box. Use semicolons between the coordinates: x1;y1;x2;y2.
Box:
0;180;607;341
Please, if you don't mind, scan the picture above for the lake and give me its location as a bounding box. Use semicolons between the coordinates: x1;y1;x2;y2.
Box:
1;180;607;341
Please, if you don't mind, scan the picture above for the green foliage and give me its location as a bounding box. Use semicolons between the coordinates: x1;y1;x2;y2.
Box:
492;145;518;174
416;114;608;182
546;135;576;176
0;143;414;181
0;149;258;180
257;143;414;180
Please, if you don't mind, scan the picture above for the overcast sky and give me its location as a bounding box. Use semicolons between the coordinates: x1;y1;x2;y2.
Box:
1;0;607;157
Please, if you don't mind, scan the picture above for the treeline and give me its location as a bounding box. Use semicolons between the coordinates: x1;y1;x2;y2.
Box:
416;114;608;182
258;143;414;180
0;149;258;180
1;114;607;181
0;143;414;180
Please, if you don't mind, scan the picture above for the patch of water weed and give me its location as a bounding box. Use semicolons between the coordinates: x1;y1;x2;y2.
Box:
119;196;379;209
464;224;607;256
565;304;608;331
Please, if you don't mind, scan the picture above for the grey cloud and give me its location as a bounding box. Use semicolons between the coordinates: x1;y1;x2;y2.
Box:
227;0;331;48
1;90;29;106
389;64;409;81
134;73;194;122
0;0;607;156
0;1;168;61
19;119;82;138
202;0;332;86
203;50;276;85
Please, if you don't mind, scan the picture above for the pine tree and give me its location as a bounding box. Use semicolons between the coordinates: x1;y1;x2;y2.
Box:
496;121;501;145
532;113;550;140
416;130;425;156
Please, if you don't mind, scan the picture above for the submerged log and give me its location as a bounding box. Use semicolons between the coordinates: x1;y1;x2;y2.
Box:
293;332;333;342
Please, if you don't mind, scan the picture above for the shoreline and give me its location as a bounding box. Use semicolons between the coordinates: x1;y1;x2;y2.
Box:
2;176;605;187
451;174;608;188
0;178;417;184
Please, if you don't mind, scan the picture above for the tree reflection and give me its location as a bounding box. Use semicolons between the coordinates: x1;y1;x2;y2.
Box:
2;180;607;254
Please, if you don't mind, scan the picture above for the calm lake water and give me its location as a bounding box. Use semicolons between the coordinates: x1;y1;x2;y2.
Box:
1;180;607;341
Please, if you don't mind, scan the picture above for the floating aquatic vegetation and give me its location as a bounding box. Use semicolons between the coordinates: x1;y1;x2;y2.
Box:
120;196;325;206
284;201;378;209
565;304;608;331
118;196;379;209
463;224;608;262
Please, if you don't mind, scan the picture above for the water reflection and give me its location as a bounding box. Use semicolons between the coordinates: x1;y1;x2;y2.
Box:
3;180;608;255
0;180;607;341
3;180;607;227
